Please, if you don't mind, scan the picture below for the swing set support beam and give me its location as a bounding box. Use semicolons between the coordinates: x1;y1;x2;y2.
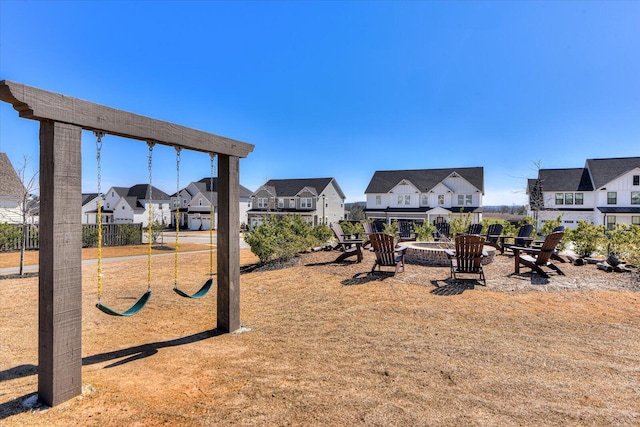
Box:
0;80;254;407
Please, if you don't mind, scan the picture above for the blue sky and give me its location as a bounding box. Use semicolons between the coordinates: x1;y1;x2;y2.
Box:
1;0;638;205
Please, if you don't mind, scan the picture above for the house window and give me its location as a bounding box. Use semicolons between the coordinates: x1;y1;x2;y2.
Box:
555;193;564;205
564;193;574;205
458;195;472;205
375;195;381;205
632;216;640;225
111;191;114;197
421;194;428;206
122;206;125;210
257;198;267;208
278;198;284;208
199;198;203;206
632;192;640;205
606;215;616;230
634;175;639;186
438;194;444;205
397;195;403;205
607;192;617;205
301;198;312;208
404;195;411;205
575;193;584;205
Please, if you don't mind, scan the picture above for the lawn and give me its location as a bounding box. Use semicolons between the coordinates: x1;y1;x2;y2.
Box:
1;247;639;426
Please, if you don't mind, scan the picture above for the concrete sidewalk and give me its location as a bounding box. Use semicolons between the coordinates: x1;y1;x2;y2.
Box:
0;235;249;276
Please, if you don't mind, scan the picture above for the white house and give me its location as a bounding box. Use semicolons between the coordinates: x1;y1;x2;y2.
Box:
94;184;171;227
171;177;253;230
247;177;346;227
0;153;26;224
528;157;640;230
364;167;484;225
81;193;101;224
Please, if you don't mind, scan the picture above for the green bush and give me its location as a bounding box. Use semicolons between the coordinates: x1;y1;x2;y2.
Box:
567;221;607;258
82;226;99;248
413;221;435;241
245;215;329;264
339;221;364;239
0;223;21;251
448;211;473;237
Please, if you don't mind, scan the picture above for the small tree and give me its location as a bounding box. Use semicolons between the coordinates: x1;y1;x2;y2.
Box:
14;156;39;277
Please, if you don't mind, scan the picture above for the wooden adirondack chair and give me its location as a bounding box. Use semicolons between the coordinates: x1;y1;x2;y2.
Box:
484;223;503;250
369;233;407;275
512;231;566;278
432;222;451;241
398;221;417;242
444;234;487;285
466;223;483;235
331;222;362;262
501;224;534;254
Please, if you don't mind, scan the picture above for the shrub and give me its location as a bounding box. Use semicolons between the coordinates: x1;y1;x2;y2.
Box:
82;226;99;248
567;221;607;258
245;215;329;264
0;223;21;251
413;221;435;241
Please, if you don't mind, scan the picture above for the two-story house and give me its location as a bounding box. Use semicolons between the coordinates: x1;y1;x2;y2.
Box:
96;184;171;227
171;177;253;230
0;153;26;224
528;156;640;230
364;167;484;225
247;178;346;227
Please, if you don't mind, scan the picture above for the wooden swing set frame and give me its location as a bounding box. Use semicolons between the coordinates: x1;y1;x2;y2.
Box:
0;80;254;407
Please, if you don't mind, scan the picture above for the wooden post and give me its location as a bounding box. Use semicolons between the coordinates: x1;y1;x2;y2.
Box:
217;154;241;332
38;121;83;406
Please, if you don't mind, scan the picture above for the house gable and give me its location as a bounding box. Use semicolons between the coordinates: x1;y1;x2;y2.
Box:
0;153;25;200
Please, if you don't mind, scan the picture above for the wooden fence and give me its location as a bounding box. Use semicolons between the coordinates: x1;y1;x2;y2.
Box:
0;223;143;251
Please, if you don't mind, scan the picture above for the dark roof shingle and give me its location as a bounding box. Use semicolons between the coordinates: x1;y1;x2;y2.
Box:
365;167;484;194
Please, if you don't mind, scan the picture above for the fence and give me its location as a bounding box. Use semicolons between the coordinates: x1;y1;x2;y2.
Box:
0;223;143;251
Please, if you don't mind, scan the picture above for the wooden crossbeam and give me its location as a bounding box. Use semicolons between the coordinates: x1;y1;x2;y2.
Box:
0;80;254;157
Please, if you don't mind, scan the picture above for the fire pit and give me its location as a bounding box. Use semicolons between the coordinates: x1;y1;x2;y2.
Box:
404;241;496;266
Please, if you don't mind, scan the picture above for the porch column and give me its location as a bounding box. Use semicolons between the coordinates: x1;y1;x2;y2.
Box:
38;121;83;406
217;154;241;332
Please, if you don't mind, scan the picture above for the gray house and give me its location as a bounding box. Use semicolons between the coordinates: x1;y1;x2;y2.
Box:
364;167;484;225
172;177;253;230
248;177;346;227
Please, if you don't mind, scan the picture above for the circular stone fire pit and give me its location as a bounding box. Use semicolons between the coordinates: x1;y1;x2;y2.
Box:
404;241;496;266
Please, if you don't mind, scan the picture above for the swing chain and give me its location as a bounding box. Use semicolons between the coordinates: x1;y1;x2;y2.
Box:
95;132;104;198
209;153;216;277
94;131;105;302
174;147;182;287
146;142;155;291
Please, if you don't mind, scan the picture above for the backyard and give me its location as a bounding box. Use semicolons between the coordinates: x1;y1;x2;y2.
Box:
1;244;639;426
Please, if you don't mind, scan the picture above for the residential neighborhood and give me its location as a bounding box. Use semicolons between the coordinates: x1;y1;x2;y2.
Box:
3;152;640;231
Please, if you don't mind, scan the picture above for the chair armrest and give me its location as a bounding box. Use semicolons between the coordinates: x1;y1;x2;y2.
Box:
482;250;488;257
444;249;456;257
395;245;408;254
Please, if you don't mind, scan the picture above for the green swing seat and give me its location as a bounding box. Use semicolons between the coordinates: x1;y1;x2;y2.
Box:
96;290;152;317
173;278;213;299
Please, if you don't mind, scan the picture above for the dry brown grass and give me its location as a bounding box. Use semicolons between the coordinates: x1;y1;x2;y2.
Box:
1;247;639;426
